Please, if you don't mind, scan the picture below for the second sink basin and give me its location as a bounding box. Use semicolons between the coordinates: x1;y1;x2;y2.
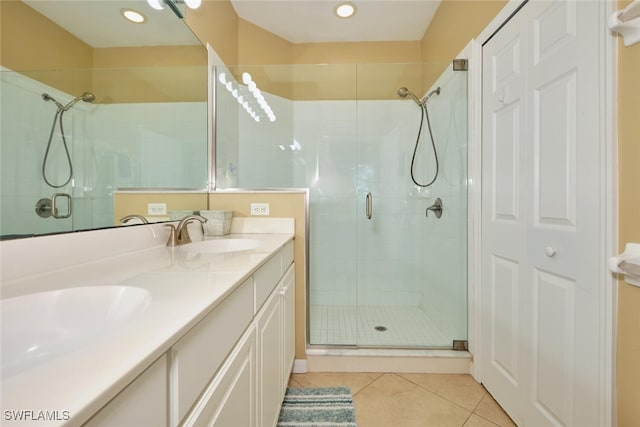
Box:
1;286;151;379
182;238;261;254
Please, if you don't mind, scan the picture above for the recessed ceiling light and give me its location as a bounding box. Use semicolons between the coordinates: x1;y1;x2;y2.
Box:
121;9;146;24
146;0;164;11
335;2;356;18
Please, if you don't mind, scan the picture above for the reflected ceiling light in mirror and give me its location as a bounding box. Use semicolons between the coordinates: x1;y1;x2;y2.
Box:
121;9;146;23
146;0;164;10
335;2;356;18
184;0;202;9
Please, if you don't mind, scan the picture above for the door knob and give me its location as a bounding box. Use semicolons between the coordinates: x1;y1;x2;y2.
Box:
545;246;557;257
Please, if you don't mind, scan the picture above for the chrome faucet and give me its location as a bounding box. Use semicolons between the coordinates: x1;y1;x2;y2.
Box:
120;214;149;225
165;214;207;247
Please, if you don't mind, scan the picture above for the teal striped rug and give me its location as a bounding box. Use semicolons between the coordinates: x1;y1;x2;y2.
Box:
277;387;357;426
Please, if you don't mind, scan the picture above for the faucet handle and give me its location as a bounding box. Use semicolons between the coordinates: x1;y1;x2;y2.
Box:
121;214;149;225
165;224;178;247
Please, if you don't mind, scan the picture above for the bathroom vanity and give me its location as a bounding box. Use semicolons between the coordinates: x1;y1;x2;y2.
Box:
0;219;295;427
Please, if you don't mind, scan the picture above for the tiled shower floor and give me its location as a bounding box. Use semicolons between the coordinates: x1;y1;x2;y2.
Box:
310;305;451;347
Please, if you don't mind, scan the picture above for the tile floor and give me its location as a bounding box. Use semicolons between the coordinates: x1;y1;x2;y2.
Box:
288;372;516;427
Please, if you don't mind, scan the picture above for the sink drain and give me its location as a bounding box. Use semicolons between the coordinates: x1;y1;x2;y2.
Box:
374;326;387;332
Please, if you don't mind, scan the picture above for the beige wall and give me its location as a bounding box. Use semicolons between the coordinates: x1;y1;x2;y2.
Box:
92;46;207;104
185;0;239;66
616;1;640;424
419;0;507;90
0;0;93;94
209;192;308;360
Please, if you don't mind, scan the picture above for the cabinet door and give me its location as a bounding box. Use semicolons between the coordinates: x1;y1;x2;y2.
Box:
256;286;283;427
172;278;253;424
280;264;296;395
184;326;257;427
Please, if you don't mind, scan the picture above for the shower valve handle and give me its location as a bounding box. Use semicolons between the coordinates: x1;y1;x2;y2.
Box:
426;198;443;219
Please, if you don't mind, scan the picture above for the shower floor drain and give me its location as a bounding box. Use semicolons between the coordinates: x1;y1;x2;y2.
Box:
374;326;387;332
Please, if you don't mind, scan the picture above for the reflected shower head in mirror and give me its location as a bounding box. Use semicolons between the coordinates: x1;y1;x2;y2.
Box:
42;92;96;111
62;92;96;111
41;93;64;110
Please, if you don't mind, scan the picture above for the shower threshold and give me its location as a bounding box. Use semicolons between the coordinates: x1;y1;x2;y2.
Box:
305;347;472;374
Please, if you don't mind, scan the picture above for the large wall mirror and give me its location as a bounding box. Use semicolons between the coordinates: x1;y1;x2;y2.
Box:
0;0;208;239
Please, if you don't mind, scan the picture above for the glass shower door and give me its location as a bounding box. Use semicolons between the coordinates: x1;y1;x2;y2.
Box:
354;63;469;348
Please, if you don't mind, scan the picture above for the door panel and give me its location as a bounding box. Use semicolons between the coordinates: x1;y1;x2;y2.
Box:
482;1;605;425
481;5;527;424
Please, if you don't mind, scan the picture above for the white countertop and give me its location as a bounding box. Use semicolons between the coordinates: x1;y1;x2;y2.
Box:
0;222;294;426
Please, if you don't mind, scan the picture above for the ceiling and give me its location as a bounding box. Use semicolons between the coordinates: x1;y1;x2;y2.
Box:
23;0;200;48
23;0;441;48
230;0;441;43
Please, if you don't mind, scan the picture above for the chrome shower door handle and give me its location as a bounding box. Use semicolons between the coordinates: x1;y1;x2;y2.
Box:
51;192;72;219
366;192;372;219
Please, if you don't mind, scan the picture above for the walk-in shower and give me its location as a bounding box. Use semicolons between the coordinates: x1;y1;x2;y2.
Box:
215;60;469;351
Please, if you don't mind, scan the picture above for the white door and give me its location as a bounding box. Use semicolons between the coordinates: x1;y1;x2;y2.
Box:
482;1;605;425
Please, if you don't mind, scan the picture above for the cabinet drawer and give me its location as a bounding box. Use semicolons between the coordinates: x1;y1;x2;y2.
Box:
254;252;282;313
172;278;253;424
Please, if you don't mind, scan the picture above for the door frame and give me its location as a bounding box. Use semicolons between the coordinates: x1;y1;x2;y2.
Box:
467;1;618;425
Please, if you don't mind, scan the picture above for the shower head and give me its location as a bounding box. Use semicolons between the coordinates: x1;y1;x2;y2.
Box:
397;86;441;106
62;92;96;111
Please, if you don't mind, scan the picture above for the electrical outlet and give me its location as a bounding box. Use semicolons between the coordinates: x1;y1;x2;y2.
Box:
147;203;167;215
250;203;270;216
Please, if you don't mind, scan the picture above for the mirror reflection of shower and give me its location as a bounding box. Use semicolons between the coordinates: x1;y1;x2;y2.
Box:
41;92;95;188
397;86;440;187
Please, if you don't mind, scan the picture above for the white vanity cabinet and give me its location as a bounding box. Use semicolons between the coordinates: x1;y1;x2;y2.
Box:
80;239;295;427
181;240;295;427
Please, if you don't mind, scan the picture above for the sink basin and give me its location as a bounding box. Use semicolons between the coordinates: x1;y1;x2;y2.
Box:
1;286;151;378
182;238;261;254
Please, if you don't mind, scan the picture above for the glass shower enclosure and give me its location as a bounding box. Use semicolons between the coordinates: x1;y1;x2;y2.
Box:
215;61;468;349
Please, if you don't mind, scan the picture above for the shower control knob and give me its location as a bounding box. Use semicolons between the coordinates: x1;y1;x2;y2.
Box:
545;246;557;257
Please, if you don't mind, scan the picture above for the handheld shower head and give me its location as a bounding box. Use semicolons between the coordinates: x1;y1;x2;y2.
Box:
397;86;441;106
397;87;422;106
425;87;441;100
42;93;64;110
